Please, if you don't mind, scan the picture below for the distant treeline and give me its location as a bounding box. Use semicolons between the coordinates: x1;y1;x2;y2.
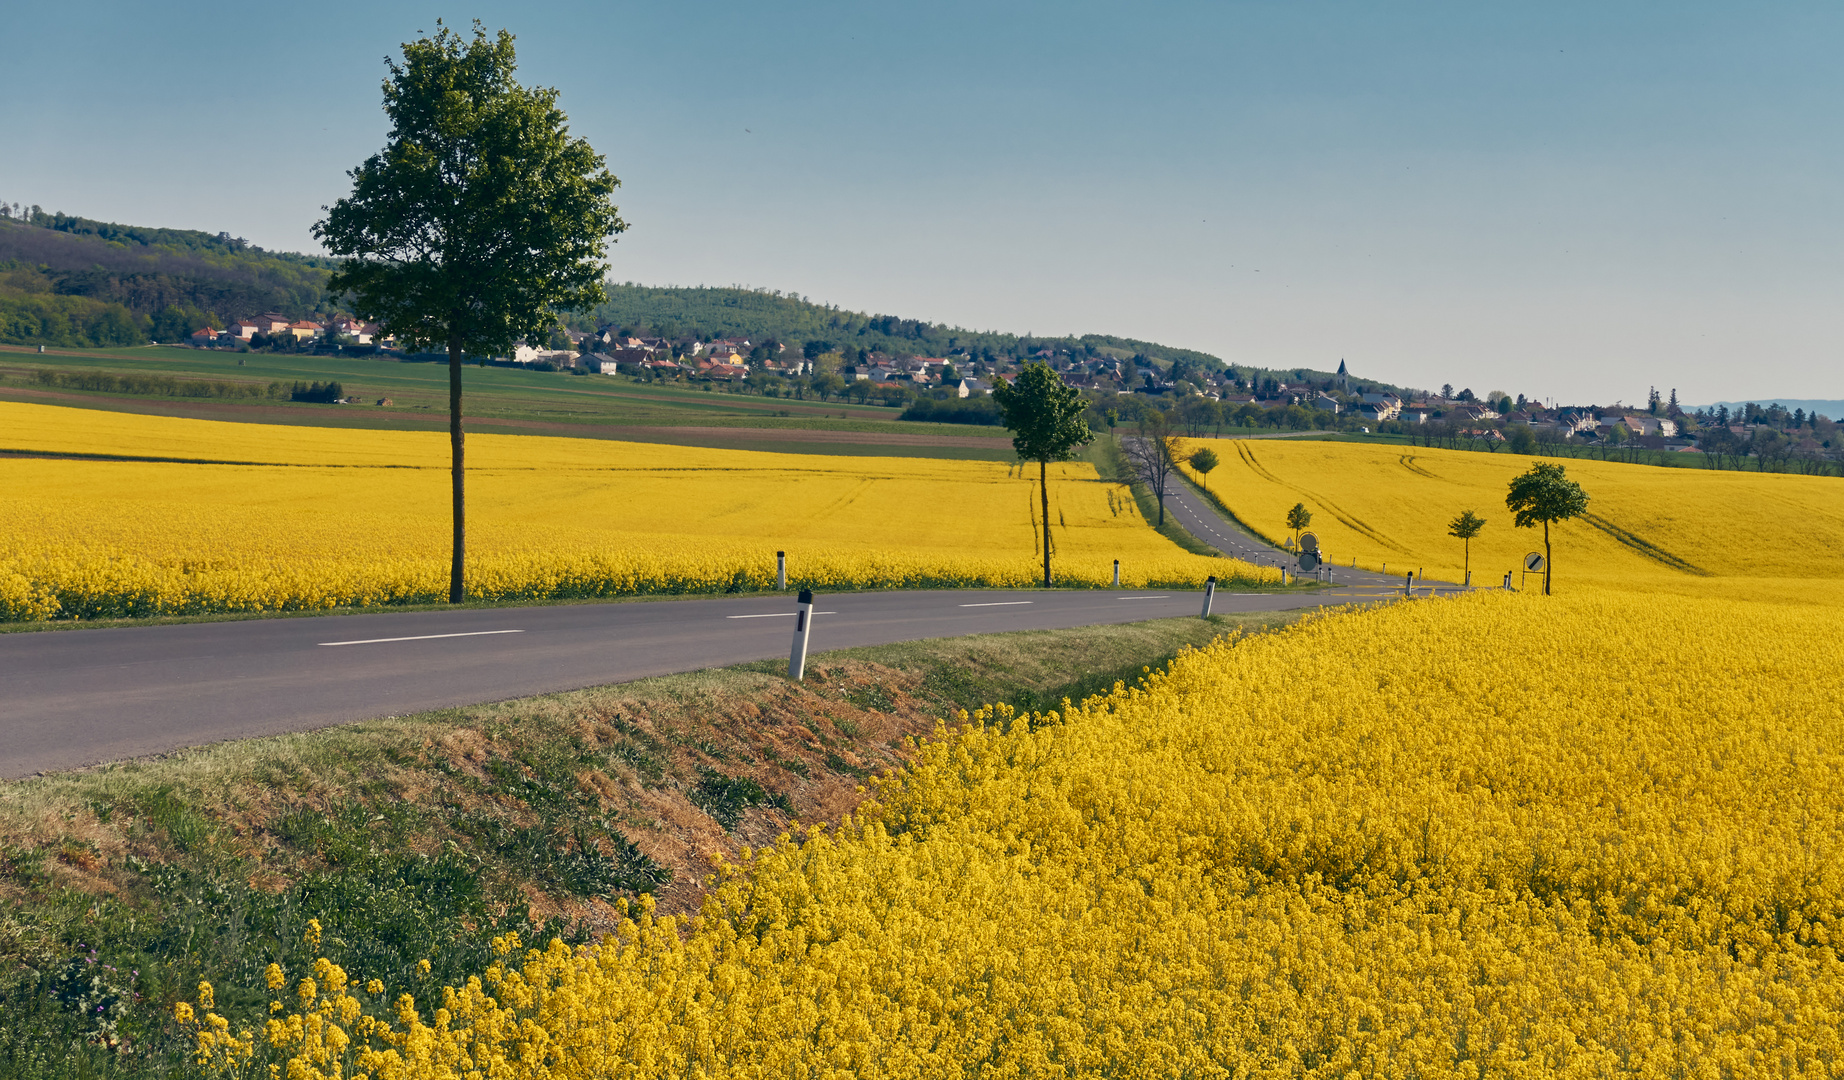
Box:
899;396;1003;426
3;292;146;348
0;210;338;349
583;284;1232;372
30;369;342;403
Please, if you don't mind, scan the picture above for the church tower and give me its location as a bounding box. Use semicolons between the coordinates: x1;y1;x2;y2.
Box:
1336;359;1348;392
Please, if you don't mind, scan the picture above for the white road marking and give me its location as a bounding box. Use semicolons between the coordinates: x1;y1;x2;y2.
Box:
725;611;837;619
1115;595;1169;600
959;601;1035;607
320;630;525;646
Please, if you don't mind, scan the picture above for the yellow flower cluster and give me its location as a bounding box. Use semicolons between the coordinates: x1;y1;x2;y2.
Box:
0;403;1271;621
1175;437;1844;601
231;588;1844;1077
174;980;254;1069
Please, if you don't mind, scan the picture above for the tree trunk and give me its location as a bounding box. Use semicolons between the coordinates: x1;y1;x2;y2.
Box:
448;334;466;604
1543;519;1551;596
1040;459;1052;587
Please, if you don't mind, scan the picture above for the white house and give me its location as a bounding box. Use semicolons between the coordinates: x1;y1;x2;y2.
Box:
958;377;992;398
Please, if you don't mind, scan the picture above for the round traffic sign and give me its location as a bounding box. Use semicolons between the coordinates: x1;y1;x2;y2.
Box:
1524;551;1546;572
1299;531;1319;553
1298;551;1319;572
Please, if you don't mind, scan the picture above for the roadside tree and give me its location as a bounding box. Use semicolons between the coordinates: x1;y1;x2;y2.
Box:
993;362;1094;586
1505;462;1590;595
315;21;624;602
1286;503;1313;549
1447;509;1486;582
1122;410;1181;527
1189;447;1220;493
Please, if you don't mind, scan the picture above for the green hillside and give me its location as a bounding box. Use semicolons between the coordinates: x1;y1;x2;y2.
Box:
0;208;1387;392
0;210;336;349
582;283;1231;371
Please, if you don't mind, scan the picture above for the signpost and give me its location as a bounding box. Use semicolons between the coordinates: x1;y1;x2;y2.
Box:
1200;575;1217;618
1521;551;1546;592
776;550;787;591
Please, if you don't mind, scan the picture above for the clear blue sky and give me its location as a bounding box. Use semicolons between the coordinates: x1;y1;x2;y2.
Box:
8;1;1840;404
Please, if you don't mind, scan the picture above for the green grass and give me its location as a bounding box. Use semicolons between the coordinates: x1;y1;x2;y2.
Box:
1091;436;1236;559
0;345;1016;459
0;613;1292;1078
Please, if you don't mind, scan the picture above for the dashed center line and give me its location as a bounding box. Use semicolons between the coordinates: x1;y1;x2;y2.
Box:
1114;595;1169;600
725;611;837;619
959;601;1035;607
319;630;525;646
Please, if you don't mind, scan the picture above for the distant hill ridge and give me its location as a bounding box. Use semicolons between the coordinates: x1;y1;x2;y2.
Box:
585;283;1245;372
0;208;1383;393
0;209;337;347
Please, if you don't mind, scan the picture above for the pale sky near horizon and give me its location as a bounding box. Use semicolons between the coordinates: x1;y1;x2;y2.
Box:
6;2;1840;405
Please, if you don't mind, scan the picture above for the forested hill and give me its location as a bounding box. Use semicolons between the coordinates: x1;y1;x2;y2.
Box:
0;210;336;348
584;284;1231;370
1;209;1303;384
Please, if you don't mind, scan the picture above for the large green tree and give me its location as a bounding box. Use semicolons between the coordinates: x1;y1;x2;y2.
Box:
993;362;1093;586
1505;462;1589;595
314;21;625;602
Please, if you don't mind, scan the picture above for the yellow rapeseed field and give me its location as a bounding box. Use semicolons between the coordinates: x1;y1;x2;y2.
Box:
0;402;1271;620
190;588;1844;1077
1175;437;1844;600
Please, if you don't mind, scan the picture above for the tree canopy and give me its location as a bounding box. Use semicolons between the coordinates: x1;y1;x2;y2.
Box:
1286;503;1313;545
1448;509;1486;581
315;21;624;358
1189;447;1220;492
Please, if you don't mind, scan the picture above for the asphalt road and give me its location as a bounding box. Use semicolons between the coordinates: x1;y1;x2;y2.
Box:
0;472;1464;779
1157;476;1438;590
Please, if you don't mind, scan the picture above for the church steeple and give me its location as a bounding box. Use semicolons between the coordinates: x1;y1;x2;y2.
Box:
1336;358;1348;391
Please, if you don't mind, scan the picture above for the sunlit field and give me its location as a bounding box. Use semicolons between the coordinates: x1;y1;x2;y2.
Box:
1178;436;1844;601
199;587;1844;1078
0;402;1270;620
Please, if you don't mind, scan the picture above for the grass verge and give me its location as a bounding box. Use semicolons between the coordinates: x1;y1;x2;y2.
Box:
1095;436;1239;559
0;612;1292;1076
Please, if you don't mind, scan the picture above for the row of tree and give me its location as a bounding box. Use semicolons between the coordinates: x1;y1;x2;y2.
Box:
1098;403;1590;595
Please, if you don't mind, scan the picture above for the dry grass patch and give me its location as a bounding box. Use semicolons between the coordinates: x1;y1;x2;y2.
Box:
0;613;1285;925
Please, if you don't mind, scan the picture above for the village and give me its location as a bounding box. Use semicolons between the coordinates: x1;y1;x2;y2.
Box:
175;312;1832;463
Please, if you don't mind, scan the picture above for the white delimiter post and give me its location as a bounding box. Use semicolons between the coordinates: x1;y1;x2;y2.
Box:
1112;559;1120;587
776;550;787;591
1200;575;1217;618
788;588;815;681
